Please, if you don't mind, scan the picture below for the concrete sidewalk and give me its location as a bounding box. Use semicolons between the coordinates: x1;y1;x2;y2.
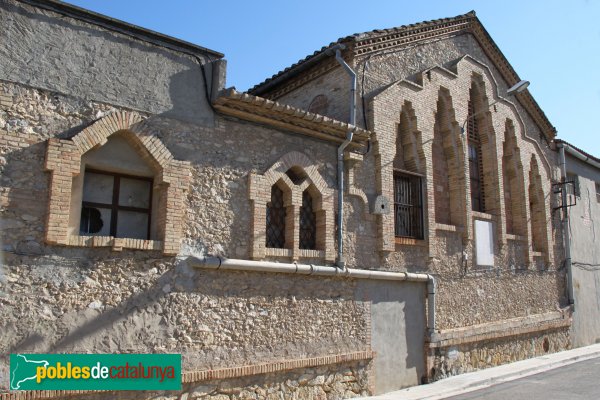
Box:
358;343;600;400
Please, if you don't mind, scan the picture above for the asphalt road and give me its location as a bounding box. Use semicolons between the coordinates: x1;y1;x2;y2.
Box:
447;357;600;399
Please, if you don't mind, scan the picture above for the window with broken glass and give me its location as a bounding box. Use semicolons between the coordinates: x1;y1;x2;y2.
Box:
80;170;153;240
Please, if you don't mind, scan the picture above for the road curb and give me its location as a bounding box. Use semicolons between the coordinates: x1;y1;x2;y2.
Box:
359;344;600;400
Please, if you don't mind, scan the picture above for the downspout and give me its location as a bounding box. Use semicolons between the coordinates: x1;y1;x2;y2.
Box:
328;44;356;269
322;44;436;333
188;256;437;334
427;276;436;336
557;143;575;306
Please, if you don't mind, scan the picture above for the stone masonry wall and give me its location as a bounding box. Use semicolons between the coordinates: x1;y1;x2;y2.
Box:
0;79;371;394
430;328;570;380
0;5;573;395
10;360;371;400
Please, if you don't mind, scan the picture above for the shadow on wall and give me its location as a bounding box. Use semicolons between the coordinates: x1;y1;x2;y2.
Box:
4;260;363;360
160;67;214;127
1;0;215;128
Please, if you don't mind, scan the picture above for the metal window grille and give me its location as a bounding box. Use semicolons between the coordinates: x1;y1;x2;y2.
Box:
299;190;316;249
394;172;423;239
80;169;153;239
566;173;580;197
467;100;485;212
266;185;286;248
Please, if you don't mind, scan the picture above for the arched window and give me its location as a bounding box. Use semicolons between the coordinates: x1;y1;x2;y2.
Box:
502;122;527;236
249;151;335;262
432;89;462;227
467;78;500;216
467;90;486;212
299;190;316;249
266;185;286;248
393;103;424;239
44;111;189;255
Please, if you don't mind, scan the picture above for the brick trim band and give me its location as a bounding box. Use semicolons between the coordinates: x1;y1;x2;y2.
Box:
0;351;374;400
181;350;374;383
428;311;571;348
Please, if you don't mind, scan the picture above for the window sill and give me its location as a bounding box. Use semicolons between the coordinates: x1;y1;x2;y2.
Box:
298;249;325;258
68;235;163;252
472;211;494;221
506;234;526;242
265;248;293;257
434;223;462;233
264;248;326;259
395;237;426;246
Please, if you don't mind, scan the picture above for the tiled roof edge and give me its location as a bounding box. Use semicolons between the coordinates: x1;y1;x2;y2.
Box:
249;11;475;95
555;139;600;166
214;88;371;141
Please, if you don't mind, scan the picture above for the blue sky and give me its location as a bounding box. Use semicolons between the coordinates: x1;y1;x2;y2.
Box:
64;0;600;157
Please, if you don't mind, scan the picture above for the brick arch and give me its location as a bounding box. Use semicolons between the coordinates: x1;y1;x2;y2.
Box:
528;155;549;261
467;74;501;215
395;101;424;174
371;56;555;255
469;75;492;135
249;151;334;262
69;112;181;182
263;151;328;195
44;111;190;255
502;120;528;237
433;88;465;227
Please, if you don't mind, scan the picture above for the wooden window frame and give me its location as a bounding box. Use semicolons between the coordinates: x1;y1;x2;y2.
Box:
81;168;153;239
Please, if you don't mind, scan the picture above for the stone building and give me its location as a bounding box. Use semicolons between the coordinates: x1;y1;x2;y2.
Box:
0;1;574;399
250;9;570;381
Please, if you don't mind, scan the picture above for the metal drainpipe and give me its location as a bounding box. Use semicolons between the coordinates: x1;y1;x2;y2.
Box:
557;143;575;306
188;256;437;334
330;44;356;270
427;276;436;336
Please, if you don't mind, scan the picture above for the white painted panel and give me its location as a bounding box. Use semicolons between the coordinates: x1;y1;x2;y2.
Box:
475;220;494;266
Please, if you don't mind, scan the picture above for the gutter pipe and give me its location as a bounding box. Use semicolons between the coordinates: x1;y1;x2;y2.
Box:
558;142;600;170
326;44;356;270
556;143;576;306
188;256;437;334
